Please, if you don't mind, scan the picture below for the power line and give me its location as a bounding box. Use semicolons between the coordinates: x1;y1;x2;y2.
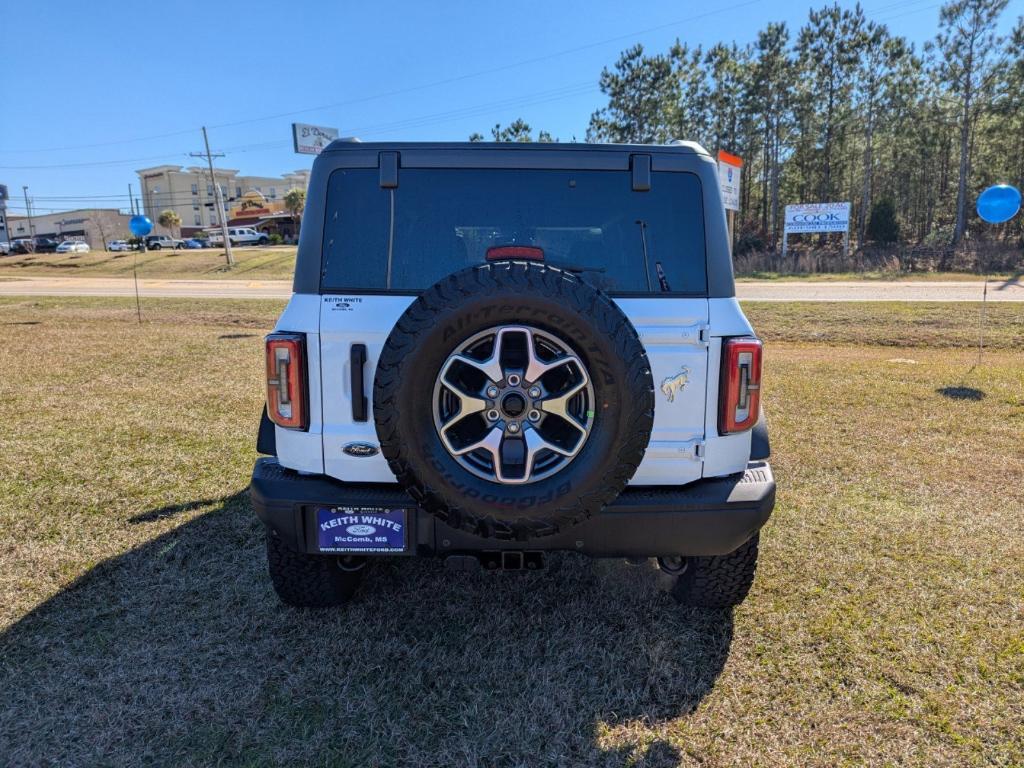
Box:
206;1;761;132
0;81;598;171
0;152;190;171
0;0;760;155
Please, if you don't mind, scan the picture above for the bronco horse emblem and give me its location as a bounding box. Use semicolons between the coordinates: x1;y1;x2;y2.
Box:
660;366;690;403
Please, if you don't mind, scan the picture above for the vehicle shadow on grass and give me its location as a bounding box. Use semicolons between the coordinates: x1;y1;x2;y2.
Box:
0;492;733;767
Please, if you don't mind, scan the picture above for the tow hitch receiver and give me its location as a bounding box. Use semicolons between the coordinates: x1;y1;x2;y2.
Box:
444;551;546;572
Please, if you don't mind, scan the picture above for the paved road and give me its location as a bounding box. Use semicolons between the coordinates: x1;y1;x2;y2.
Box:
0;275;1020;301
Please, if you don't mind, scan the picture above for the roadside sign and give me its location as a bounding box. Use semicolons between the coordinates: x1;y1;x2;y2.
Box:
784;202;851;234
717;151;742;212
782;202;852;258
292;123;339;155
0;184;8;201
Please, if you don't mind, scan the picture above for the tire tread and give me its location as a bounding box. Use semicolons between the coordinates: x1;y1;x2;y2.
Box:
266;532;361;608
672;534;760;609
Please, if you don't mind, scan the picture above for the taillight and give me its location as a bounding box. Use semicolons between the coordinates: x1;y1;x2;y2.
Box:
265;333;308;430
719;337;762;434
486;245;544;261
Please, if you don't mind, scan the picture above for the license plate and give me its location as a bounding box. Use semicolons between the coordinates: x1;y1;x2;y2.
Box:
315;506;409;553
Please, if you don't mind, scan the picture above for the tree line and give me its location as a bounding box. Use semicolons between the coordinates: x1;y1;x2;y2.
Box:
474;0;1023;271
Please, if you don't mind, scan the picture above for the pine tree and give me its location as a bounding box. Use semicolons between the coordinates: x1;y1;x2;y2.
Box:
932;0;1010;247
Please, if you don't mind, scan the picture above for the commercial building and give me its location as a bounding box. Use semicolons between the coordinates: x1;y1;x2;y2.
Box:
5;208;134;248
135;165;310;237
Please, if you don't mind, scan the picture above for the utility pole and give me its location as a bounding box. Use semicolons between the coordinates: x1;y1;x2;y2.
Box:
128;183;136;216
22;186;35;237
190;126;234;267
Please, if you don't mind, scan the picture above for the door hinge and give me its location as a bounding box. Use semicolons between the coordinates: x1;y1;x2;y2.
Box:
637;323;709;347
645;439;705;462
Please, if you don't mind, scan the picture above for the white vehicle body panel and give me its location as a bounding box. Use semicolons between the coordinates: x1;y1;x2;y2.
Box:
319;294;416;482
613;298;708;485
272;291;755;487
272;294;324;474
702;298;756;477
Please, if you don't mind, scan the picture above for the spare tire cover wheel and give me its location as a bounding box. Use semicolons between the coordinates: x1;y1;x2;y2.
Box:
373;261;654;540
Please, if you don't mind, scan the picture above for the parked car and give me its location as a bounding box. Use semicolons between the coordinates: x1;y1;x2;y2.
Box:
0;240;10;256
251;139;774;610
107;240;131;252
56;240;90;254
145;235;184;250
180;239;205;249
208;227;269;246
11;239;35;254
33;237;60;253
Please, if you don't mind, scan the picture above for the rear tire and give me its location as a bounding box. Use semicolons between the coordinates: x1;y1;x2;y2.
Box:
266;532;364;607
671;534;759;609
150;243;161;250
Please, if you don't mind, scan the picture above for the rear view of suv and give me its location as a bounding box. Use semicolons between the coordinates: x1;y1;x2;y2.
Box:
250;141;774;610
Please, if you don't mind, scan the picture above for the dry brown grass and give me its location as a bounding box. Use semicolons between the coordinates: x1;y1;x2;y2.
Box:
0;298;1021;767
0;246;298;280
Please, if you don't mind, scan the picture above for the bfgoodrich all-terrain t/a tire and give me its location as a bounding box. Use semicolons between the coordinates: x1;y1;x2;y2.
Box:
374;261;654;541
266;532;363;608
671;534;760;609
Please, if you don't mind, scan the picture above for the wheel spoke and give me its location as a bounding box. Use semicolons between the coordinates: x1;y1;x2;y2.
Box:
539;378;588;428
523;330;584;384
437;357;489;419
446;353;503;385
447;426;514;481
523;424;587;480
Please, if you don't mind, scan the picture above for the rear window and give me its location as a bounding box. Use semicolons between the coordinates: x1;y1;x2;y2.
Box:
321;168;706;295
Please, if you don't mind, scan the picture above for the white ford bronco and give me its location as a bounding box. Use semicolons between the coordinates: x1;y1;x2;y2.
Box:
250;140;774;609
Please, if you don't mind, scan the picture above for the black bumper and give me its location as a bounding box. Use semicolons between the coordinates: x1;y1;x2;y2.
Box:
249;458;775;558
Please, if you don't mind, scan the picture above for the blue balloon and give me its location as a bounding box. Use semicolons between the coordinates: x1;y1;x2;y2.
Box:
129;215;153;237
976;184;1021;224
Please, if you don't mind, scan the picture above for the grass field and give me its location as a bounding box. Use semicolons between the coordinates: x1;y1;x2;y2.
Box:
0;298;1022;766
0;248;1014;285
736;270;1016;282
0;246;298;280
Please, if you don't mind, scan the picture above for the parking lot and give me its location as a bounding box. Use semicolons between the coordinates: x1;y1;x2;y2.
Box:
1;297;1020;766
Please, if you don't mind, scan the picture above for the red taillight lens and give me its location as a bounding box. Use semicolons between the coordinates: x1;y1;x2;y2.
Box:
266;333;307;430
486;245;544;261
719;337;762;434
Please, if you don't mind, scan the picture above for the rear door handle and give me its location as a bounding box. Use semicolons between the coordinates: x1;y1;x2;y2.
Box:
351;344;368;422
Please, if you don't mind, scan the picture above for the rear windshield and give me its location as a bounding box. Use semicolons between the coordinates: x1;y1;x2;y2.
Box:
321;168;706;295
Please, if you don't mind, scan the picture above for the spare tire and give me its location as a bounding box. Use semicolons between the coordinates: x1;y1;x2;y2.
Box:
374;261;654;540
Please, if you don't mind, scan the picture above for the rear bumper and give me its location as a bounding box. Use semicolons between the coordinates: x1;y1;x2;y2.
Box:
249;457;775;558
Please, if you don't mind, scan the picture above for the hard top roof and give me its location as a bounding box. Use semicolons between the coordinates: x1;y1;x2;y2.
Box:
320;139;709;156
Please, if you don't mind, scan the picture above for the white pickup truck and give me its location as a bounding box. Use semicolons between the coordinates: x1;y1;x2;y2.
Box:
208;227;269;246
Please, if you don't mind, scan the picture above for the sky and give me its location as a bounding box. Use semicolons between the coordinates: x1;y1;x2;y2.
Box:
1;0;1020;217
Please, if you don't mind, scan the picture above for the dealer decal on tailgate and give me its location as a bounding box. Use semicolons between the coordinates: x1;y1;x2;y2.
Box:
316;506;408;553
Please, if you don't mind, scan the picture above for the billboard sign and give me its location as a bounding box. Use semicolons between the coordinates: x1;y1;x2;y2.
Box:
784;202;851;234
292;123;339;155
717;150;742;211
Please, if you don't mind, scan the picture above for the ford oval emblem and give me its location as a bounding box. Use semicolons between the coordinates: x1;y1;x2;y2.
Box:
343;442;380;458
346;524;376;536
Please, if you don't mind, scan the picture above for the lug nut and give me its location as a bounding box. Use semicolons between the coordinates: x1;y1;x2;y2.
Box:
486;385;499;398
507;374;521;386
527;409;541;422
507;422;521;434
486;409;500;421
528;386;541;398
